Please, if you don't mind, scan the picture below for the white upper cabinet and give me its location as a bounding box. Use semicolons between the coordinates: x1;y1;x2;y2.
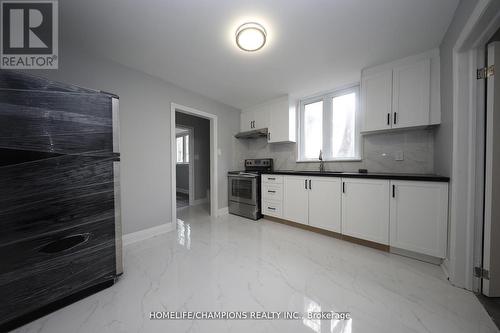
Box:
341;178;390;245
240;95;296;143
361;70;393;132
392;58;431;129
389;181;448;258
361;49;439;133
240;111;255;131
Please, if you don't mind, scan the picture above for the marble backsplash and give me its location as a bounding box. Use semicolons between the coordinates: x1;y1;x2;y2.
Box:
235;129;435;174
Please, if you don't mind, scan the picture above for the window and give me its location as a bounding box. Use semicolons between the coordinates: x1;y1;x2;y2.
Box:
176;134;189;163
298;86;360;161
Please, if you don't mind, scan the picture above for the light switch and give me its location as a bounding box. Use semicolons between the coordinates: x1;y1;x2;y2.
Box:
395;151;404;161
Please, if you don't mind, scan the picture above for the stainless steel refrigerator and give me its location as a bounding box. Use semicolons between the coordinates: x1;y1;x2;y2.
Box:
0;70;122;331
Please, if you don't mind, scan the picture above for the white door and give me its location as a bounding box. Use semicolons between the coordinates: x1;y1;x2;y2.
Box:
308;177;342;233
268;97;293;143
341;178;390;245
483;42;500;296
283;176;309;225
361;70;392;132
240;111;254;131
392;58;431;129
252;109;269;130
389;181;448;258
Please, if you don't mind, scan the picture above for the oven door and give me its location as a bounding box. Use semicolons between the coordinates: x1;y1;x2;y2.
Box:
228;175;258;206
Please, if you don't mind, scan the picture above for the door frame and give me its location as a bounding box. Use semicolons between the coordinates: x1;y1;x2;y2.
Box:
171;103;218;224
446;0;500;291
175;125;195;206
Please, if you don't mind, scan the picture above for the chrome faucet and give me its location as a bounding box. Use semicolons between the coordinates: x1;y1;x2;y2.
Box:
319;150;325;173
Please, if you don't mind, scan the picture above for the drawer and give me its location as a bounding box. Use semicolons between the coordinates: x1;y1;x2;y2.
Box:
262;200;282;217
262;184;283;201
262;174;283;184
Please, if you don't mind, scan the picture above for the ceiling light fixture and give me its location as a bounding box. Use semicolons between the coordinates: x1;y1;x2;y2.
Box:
235;22;267;52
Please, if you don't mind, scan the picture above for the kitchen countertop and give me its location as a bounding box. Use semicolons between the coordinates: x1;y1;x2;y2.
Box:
263;170;450;182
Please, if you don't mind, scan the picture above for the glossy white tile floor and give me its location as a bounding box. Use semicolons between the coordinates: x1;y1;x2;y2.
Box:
13;205;499;333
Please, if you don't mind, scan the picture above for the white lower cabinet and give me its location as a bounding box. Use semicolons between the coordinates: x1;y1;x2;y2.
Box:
389;181;448;258
275;174;449;259
282;176;341;232
341;178;390;245
283;176;309;224
308;178;342;232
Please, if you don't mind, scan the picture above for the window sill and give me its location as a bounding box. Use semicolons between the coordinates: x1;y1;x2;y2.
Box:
176;162;190;165
296;158;362;163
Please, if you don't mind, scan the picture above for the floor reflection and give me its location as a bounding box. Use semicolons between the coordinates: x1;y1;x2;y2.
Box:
176;219;191;249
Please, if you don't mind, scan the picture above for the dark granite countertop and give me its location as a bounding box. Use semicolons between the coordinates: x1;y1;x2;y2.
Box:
263;170;449;182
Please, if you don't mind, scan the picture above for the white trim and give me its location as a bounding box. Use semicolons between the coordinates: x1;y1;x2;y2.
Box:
123;223;175;246
447;0;500;290
171;103;218;225
218;207;229;215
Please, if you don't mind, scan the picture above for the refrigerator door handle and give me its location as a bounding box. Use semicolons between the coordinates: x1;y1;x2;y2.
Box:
113;161;123;276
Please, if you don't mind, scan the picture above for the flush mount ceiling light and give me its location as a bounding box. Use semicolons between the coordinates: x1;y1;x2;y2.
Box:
235;22;267;52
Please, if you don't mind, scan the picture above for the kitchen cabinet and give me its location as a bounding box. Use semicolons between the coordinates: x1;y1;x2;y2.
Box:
392;59;431;129
308;177;342;232
267;96;296;143
282;176;341;232
389;181;448;258
262;175;284;218
361;49;438;133
341;178;390;245
283;176;309;224
361;70;393;132
240;96;296;143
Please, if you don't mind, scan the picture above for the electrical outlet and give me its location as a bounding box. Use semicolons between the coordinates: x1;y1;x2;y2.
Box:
395;151;404;161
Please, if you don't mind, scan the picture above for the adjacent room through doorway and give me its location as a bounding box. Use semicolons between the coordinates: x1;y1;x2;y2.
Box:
175;110;211;215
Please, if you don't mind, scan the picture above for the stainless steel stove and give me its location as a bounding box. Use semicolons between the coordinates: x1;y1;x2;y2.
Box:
228;159;273;220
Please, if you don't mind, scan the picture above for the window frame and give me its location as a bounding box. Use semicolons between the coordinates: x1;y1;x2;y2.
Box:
297;85;362;162
176;133;190;164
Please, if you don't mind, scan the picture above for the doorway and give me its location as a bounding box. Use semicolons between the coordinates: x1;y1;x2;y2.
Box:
175;125;194;209
170;103;218;223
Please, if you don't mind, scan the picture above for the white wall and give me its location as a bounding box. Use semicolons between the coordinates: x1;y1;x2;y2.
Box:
32;46;240;234
435;0;479;176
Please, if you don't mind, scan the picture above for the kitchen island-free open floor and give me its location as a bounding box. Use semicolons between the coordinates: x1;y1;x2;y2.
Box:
12;205;498;333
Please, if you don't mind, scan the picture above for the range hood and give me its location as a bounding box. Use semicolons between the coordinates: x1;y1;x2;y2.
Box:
235;128;268;139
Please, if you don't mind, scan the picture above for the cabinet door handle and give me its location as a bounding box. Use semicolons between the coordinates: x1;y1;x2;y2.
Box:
268;132;271;141
305;180;308;189
267;207;276;211
268;190;276;193
392;184;395;198
387;113;390;125
342;182;345;193
393;112;397;125
268;177;275;180
309;179;312;190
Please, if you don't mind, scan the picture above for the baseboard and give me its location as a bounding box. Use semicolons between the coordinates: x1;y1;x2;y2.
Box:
123;223;176;246
176;188;189;194
192;197;208;206
218;207;229;216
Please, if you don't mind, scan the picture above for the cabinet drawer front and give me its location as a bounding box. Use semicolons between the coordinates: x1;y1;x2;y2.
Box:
262;184;282;201
262;200;282;217
262;175;283;184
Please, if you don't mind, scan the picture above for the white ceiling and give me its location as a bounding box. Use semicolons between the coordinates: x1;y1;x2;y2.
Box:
61;0;459;110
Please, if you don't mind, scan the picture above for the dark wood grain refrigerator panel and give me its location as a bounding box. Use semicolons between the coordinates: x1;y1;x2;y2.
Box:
0;71;120;330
